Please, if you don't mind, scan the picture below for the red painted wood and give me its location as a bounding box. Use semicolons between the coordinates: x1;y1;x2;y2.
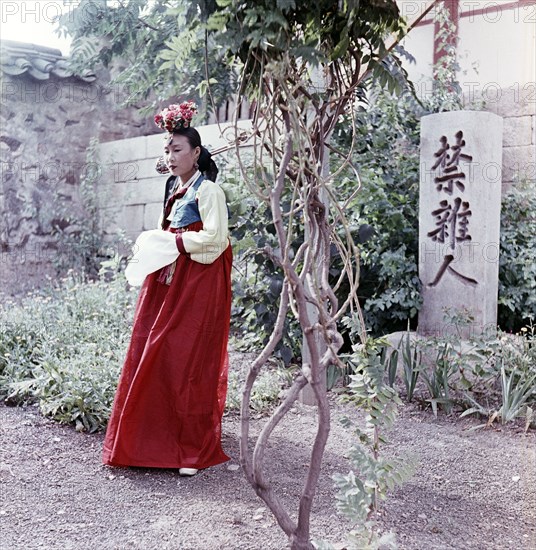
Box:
433;0;460;66
416;0;535;27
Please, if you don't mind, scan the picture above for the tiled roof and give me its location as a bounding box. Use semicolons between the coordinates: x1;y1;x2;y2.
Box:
0;39;96;82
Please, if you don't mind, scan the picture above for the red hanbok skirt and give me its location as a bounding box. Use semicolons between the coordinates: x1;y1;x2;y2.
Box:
102;225;232;469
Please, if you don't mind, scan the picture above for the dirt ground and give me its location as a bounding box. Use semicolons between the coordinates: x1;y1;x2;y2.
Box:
1;388;535;550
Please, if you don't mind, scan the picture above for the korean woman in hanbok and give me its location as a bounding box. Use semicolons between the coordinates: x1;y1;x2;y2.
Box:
102;102;232;476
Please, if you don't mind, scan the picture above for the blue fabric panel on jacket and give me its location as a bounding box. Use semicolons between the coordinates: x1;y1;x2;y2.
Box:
170;174;205;229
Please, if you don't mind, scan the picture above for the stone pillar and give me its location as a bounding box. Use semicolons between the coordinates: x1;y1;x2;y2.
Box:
418;110;503;337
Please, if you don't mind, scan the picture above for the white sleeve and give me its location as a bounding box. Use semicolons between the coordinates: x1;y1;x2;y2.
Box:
176;179;229;264
124;229;179;286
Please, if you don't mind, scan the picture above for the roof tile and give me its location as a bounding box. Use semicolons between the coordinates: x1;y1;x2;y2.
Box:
0;39;96;83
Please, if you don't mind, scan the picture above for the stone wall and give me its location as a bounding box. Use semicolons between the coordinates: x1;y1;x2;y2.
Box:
0;68;158;295
1;71;533;297
95;121;252;242
474;86;536;192
95;89;535;244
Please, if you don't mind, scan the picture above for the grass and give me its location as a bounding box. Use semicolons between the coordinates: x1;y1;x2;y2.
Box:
0;271;135;432
0;270;287;432
2;273;534;433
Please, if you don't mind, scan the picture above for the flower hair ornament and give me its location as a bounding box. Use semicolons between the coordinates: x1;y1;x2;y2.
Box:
154;101;198;174
154;101;198;133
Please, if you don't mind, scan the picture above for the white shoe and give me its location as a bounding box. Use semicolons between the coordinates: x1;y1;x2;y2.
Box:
179;468;199;477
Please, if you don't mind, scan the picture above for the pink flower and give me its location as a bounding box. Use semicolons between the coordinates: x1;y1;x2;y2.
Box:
154;101;198;131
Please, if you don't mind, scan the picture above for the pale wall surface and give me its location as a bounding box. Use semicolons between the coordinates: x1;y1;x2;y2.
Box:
398;2;536;193
457;6;536;90
96;121;253;242
400;1;536;88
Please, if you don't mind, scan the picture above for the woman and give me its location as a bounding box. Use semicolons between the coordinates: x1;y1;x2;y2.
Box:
102;102;232;476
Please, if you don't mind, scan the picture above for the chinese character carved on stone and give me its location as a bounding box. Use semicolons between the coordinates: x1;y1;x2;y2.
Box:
432;131;473;195
427;131;477;288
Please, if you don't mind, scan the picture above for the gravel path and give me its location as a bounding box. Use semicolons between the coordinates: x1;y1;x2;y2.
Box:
1;399;535;550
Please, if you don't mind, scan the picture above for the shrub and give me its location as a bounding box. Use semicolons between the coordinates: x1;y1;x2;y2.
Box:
330;88;425;335
390;311;536;427
0;270;285;431
498;181;536;331
221;158;302;364
0;271;135;431
226;356;292;414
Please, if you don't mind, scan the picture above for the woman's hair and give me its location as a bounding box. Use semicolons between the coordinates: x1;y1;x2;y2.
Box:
173;127;219;182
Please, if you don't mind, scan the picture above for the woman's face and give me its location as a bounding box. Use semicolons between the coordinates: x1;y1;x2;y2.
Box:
164;134;200;181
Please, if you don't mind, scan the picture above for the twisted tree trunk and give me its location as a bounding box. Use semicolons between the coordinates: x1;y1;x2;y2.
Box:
232;4;439;547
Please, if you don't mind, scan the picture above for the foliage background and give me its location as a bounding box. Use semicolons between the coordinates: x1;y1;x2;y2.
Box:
0;0;527;434
228;82;536;351
56;0;536;339
57;0;236;116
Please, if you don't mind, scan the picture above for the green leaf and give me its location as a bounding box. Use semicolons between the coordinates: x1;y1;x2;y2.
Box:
331;33;350;60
